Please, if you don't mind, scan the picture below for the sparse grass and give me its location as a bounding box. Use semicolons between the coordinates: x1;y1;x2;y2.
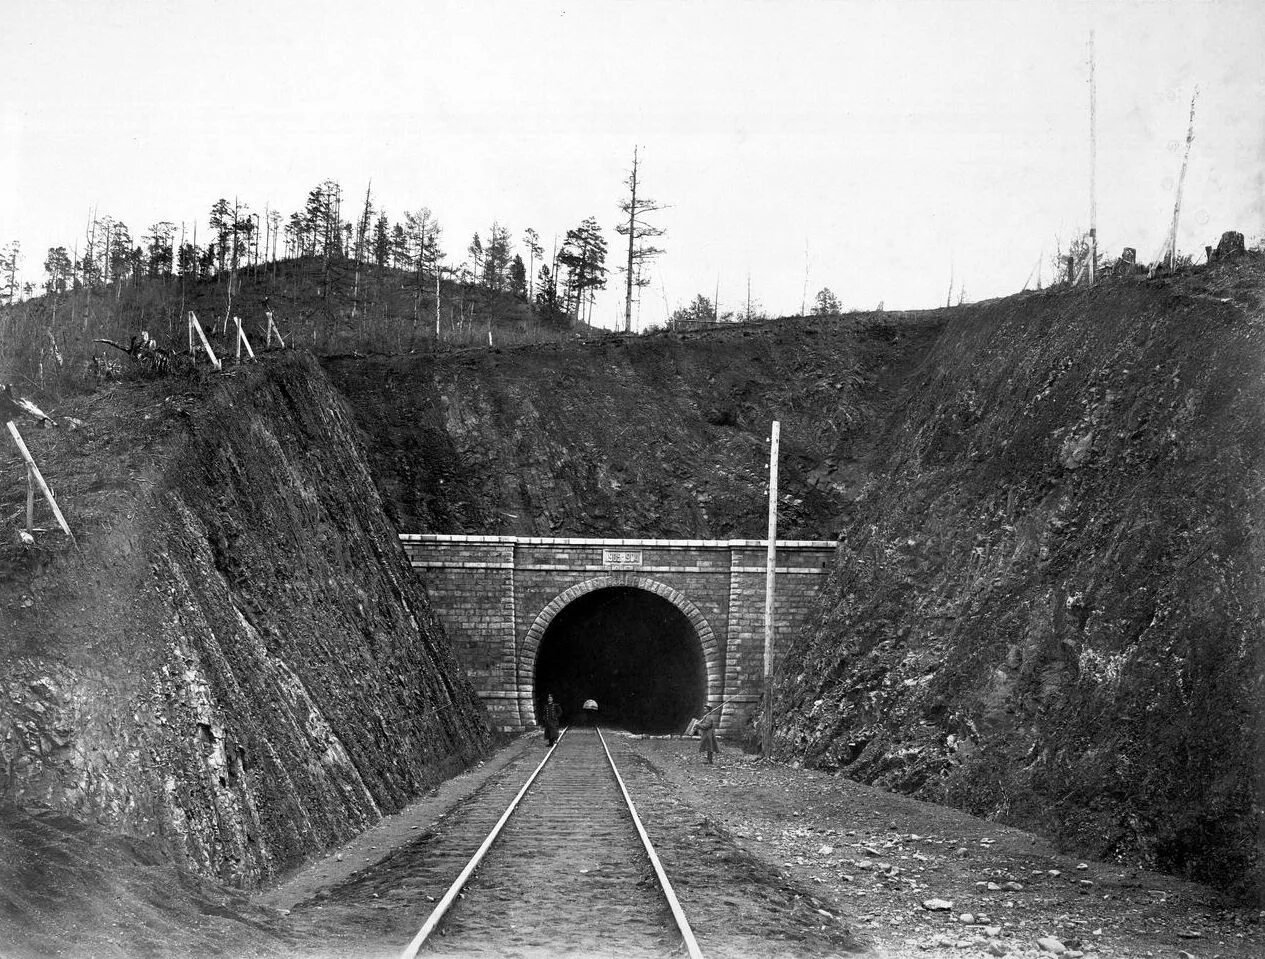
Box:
0;257;578;400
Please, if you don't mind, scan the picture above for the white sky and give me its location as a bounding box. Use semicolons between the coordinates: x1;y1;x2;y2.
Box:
3;0;1263;330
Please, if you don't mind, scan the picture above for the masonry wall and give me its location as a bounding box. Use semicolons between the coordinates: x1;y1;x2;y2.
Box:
401;535;835;734
724;545;836;734
400;538;518;728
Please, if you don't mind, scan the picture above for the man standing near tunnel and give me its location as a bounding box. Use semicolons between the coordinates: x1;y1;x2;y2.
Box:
695;703;722;764
542;694;560;746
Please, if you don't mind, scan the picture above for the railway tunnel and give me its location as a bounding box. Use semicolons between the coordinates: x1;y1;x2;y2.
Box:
531;586;708;735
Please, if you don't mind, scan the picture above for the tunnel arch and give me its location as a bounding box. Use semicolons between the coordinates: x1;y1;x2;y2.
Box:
518;573;723;731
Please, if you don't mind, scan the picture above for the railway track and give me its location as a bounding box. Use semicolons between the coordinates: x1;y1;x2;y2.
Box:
400;726;703;958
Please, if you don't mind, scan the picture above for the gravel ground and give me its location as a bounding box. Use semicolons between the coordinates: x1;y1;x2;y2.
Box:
619;736;1264;959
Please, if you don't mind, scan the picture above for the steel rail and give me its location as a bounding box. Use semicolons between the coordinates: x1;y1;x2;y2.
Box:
596;727;705;959
398;727;568;959
397;726;706;958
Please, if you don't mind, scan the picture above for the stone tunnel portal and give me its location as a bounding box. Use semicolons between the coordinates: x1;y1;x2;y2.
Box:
532;586;707;735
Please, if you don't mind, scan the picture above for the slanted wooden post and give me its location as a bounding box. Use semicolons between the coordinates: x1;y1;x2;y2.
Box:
188;311;221;370
234;316;256;361
265;310;285;348
6;421;72;538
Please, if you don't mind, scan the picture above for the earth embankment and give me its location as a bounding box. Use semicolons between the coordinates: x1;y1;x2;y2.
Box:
0;354;493;896
775;263;1265;901
326;268;1264;899
325;312;947;539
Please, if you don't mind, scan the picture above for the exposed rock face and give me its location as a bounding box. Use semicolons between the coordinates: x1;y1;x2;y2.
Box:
0;355;492;886
6;258;1261;906
325;315;945;540
329;266;1264;899
775;275;1265;900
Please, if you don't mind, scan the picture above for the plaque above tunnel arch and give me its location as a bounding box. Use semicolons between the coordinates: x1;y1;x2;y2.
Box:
602;548;643;568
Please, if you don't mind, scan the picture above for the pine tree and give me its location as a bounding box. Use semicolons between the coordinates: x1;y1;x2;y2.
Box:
302;180;342;260
43;246;73;294
177;242;200;279
481;222;512;292
209;199;232;272
0;241;19;302
373;214;390;268
509;254;527;300
811;287;842;315
106;221;132;284
467;233;484;285
404;209;442;281
145;222;175;277
535;263;564;325
231;203;253;271
522;227;543;300
670;293;719;328
391;223;409;270
557;217;608;322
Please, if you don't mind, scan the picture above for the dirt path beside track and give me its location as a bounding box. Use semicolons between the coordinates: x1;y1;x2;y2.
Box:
623;737;1264;959
260;735;536;913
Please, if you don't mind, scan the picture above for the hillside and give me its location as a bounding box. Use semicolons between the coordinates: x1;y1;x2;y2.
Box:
775;259;1265;900
0;251;1261;937
326;309;947;539
326;257;1264;902
0;257;561;401
0;354;493;901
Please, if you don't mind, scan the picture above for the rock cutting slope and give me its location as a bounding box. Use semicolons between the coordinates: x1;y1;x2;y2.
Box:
0;354;493;895
329;258;1264;901
326;312;946;540
775;262;1265;901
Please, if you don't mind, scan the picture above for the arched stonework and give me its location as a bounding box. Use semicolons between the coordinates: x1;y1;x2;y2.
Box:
401;534;837;733
516;572;723;727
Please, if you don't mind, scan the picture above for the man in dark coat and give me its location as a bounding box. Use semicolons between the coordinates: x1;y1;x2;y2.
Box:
696;707;720;764
542;693;561;747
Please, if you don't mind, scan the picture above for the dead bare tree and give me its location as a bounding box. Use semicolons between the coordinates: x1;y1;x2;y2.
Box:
352;180;372;319
616;146;666;333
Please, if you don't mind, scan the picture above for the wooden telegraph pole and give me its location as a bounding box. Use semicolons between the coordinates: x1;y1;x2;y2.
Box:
1162;90;1198;271
762;420;781;759
1088;30;1097;284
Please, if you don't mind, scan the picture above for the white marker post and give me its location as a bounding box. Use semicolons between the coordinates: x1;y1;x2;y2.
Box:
265;311;285;348
188;312;222;370
234;316;256;361
762;420;780;759
6;421;72;538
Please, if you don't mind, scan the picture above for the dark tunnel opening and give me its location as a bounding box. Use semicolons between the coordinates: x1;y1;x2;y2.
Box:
532;586;707;735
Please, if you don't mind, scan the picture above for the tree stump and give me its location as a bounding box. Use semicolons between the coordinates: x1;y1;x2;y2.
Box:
1215;231;1245;258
